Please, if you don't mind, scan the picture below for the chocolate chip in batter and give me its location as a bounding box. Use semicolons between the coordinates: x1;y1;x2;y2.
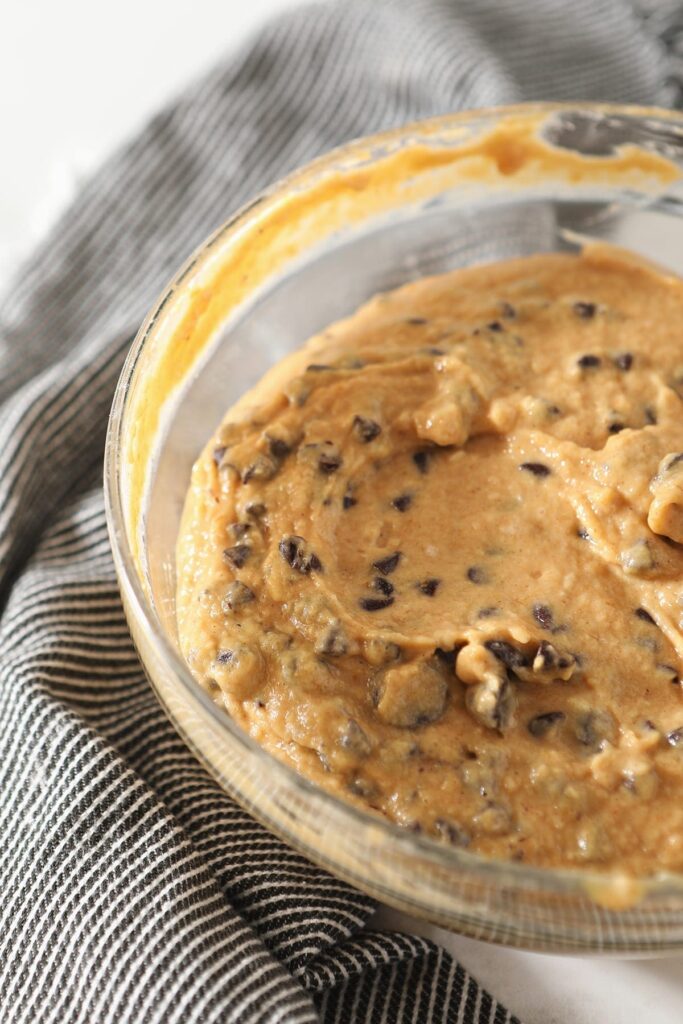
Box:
223;544;251;569
373;576;394;596
212;445;227;465
575;708;616;749
417;578;440;596
487;320;503;332
340;719;372;756
532;603;554;630
635;607;656;625
242;454;278;483
528;711;565;737
228;522;251;540
216;649;234;664
352;415;381;443
657;663;680;684
485;640;530;670
608;421;625;434
317;443;343;474
435;819;470;847
306;363;332;372
500;301;516;319
267;435;291;459
466;566;487;584
645;405;658;426
360;596;395;611
342;487;357;509
577;527;590;540
412;449;431;474
406;316;428;325
577;353;601;369
316;624;348;657
245;502;266;519
667;727;683;747
391;493;413;512
279;535;322;573
373;552;401;575
222;581;255;611
435;646;464;669
614;352;633;372
573;301;596;319
519;462;551;478
466;674;515;731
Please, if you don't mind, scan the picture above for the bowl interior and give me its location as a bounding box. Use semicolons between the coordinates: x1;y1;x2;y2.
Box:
110;105;683;952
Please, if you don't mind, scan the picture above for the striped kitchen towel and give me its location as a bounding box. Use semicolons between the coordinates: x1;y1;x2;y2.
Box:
1;1;682;1021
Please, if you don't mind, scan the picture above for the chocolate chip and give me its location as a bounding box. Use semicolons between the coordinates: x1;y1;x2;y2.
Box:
425;346;445;355
435;819;470;847
608;422;625;434
466;566;487;584
318;446;343;474
435;644;465;669
228;522;251;540
212;445;227;466
245;502;266;519
267;436;291;459
466;674;515;731
316;625;347;657
417;578;440;596
519;462;551;477
373;552;401;575
635;607;656;625
645;406;658;426
306;363;332;372
532;603;554;630
614;352;633;372
667;727;683;746
242;454;278;483
577;527;590;540
222;581;255;611
216;649;233;664
666;453;683;472
575;709;616;748
574;302;596;319
477;606;499;619
406;316;428;325
487;320;503;332
279;535;322;573
352;415;381;443
500;302;516;319
223;545;251;569
656;663;680;684
359;596;395;611
485;640;530;670
342;488;357;509
391;493;413;512
413;450;431;474
528;711;565;737
373;576;394;596
340;719;371;755
577;354;601;369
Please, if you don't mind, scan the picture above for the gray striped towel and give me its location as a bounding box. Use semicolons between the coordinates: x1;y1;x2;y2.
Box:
1;1;682;1021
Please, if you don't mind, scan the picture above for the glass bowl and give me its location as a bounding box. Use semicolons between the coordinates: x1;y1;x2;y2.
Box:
105;102;683;953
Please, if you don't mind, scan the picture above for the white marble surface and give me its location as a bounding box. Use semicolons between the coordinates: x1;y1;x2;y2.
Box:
3;3;682;1020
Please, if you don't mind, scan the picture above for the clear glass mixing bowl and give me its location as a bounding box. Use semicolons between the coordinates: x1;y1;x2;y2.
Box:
105;103;683;953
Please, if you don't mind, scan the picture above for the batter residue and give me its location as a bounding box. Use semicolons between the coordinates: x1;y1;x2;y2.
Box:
177;247;683;873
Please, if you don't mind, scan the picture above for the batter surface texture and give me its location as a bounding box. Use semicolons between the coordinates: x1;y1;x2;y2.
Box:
177;248;683;873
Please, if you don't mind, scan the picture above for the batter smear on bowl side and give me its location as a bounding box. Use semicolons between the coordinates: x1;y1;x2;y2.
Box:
177;246;683;873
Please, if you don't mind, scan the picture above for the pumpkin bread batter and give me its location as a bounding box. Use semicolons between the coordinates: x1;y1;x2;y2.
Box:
177;246;683;874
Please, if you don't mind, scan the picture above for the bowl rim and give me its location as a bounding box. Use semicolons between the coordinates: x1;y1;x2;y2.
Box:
104;99;683;908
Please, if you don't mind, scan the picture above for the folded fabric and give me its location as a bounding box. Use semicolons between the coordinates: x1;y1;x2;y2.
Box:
1;2;682;1021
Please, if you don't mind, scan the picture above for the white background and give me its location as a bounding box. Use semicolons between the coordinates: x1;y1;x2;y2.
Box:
3;2;683;1021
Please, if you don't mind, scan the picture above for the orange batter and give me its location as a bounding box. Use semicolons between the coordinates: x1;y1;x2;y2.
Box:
177;246;683;873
